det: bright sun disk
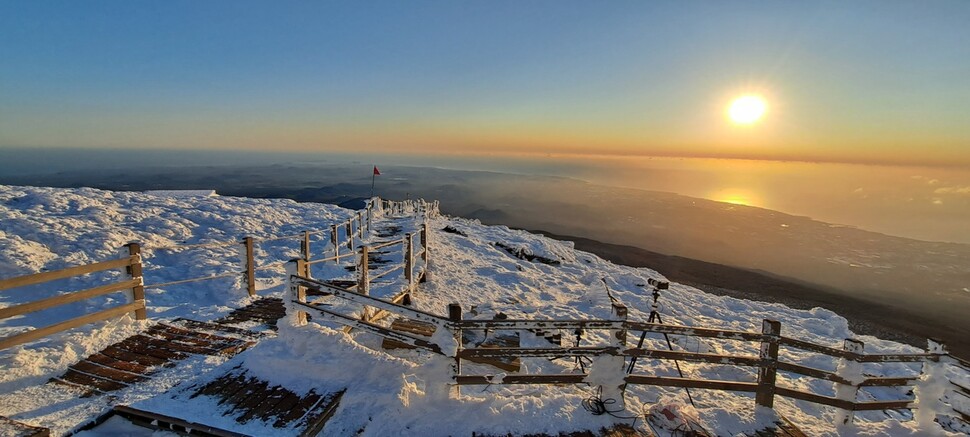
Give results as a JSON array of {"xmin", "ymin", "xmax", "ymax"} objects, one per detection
[{"xmin": 728, "ymin": 95, "xmax": 767, "ymax": 124}]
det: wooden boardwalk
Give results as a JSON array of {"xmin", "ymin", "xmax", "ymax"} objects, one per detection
[
  {"xmin": 184, "ymin": 368, "xmax": 344, "ymax": 434},
  {"xmin": 51, "ymin": 319, "xmax": 257, "ymax": 395}
]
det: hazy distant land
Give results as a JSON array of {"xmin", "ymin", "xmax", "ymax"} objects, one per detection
[{"xmin": 2, "ymin": 160, "xmax": 969, "ymax": 357}]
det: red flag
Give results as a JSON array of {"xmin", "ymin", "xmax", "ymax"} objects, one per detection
[{"xmin": 373, "ymin": 166, "xmax": 381, "ymax": 176}]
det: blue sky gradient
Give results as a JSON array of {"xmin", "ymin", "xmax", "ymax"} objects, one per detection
[{"xmin": 2, "ymin": 1, "xmax": 969, "ymax": 165}]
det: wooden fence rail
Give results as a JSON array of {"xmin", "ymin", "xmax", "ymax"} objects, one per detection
[
  {"xmin": 0, "ymin": 243, "xmax": 146, "ymax": 350},
  {"xmin": 0, "ymin": 197, "xmax": 439, "ymax": 350},
  {"xmin": 285, "ymin": 269, "xmax": 970, "ymax": 427}
]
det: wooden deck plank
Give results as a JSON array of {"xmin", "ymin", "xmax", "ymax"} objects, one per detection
[
  {"xmin": 221, "ymin": 378, "xmax": 268, "ymax": 415},
  {"xmin": 100, "ymin": 345, "xmax": 168, "ymax": 367},
  {"xmin": 191, "ymin": 372, "xmax": 246, "ymax": 399},
  {"xmin": 261, "ymin": 391, "xmax": 303, "ymax": 423},
  {"xmin": 0, "ymin": 415, "xmax": 49, "ymax": 437},
  {"xmin": 71, "ymin": 360, "xmax": 147, "ymax": 384},
  {"xmin": 236, "ymin": 385, "xmax": 289, "ymax": 423},
  {"xmin": 86, "ymin": 352, "xmax": 151, "ymax": 374},
  {"xmin": 172, "ymin": 318, "xmax": 263, "ymax": 339},
  {"xmin": 58, "ymin": 369, "xmax": 127, "ymax": 392},
  {"xmin": 273, "ymin": 391, "xmax": 322, "ymax": 428},
  {"xmin": 114, "ymin": 335, "xmax": 188, "ymax": 361}
]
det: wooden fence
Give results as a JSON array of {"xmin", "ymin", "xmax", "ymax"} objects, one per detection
[
  {"xmin": 142, "ymin": 198, "xmax": 384, "ymax": 296},
  {"xmin": 0, "ymin": 197, "xmax": 439, "ymax": 350},
  {"xmin": 0, "ymin": 243, "xmax": 146, "ymax": 349},
  {"xmin": 289, "ymin": 198, "xmax": 432, "ymax": 326},
  {"xmin": 287, "ymin": 273, "xmax": 970, "ymax": 428}
]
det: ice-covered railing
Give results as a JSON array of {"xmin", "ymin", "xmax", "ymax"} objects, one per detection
[
  {"xmin": 284, "ymin": 271, "xmax": 970, "ymax": 431},
  {"xmin": 0, "ymin": 196, "xmax": 429, "ymax": 350},
  {"xmin": 139, "ymin": 198, "xmax": 382, "ymax": 295},
  {"xmin": 381, "ymin": 198, "xmax": 439, "ymax": 219},
  {"xmin": 286, "ymin": 221, "xmax": 430, "ymax": 325}
]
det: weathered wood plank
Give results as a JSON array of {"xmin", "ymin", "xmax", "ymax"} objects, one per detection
[
  {"xmin": 86, "ymin": 352, "xmax": 151, "ymax": 375},
  {"xmin": 223, "ymin": 379, "xmax": 269, "ymax": 416},
  {"xmin": 457, "ymin": 374, "xmax": 587, "ymax": 385},
  {"xmin": 71, "ymin": 360, "xmax": 147, "ymax": 384},
  {"xmin": 0, "ymin": 415, "xmax": 49, "ymax": 437},
  {"xmin": 171, "ymin": 319, "xmax": 262, "ymax": 340},
  {"xmin": 57, "ymin": 369, "xmax": 127, "ymax": 392},
  {"xmin": 299, "ymin": 390, "xmax": 345, "ymax": 437},
  {"xmin": 113, "ymin": 335, "xmax": 187, "ymax": 361},
  {"xmin": 0, "ymin": 257, "xmax": 133, "ymax": 291},
  {"xmin": 100, "ymin": 345, "xmax": 168, "ymax": 367},
  {"xmin": 191, "ymin": 372, "xmax": 246, "ymax": 399},
  {"xmin": 236, "ymin": 385, "xmax": 289, "ymax": 423},
  {"xmin": 0, "ymin": 279, "xmax": 139, "ymax": 320},
  {"xmin": 273, "ymin": 391, "xmax": 322, "ymax": 428},
  {"xmin": 0, "ymin": 302, "xmax": 144, "ymax": 350},
  {"xmin": 626, "ymin": 375, "xmax": 759, "ymax": 392}
]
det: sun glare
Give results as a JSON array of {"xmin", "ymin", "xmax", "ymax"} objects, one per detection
[{"xmin": 728, "ymin": 95, "xmax": 767, "ymax": 124}]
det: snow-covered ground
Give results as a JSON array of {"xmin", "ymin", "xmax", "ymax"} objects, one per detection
[{"xmin": 0, "ymin": 185, "xmax": 966, "ymax": 436}]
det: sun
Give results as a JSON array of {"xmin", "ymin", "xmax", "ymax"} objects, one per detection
[{"xmin": 728, "ymin": 95, "xmax": 767, "ymax": 124}]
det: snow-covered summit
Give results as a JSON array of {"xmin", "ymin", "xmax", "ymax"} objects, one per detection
[{"xmin": 0, "ymin": 185, "xmax": 964, "ymax": 436}]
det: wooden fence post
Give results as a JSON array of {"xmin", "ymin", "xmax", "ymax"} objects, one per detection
[
  {"xmin": 243, "ymin": 237, "xmax": 256, "ymax": 297},
  {"xmin": 357, "ymin": 211, "xmax": 364, "ymax": 238},
  {"xmin": 358, "ymin": 246, "xmax": 370, "ymax": 321},
  {"xmin": 601, "ymin": 303, "xmax": 628, "ymax": 408},
  {"xmin": 419, "ymin": 223, "xmax": 429, "ymax": 283},
  {"xmin": 366, "ymin": 203, "xmax": 372, "ymax": 231},
  {"xmin": 285, "ymin": 259, "xmax": 307, "ymax": 326},
  {"xmin": 834, "ymin": 339, "xmax": 864, "ymax": 425},
  {"xmin": 756, "ymin": 319, "xmax": 781, "ymax": 408},
  {"xmin": 448, "ymin": 303, "xmax": 462, "ymax": 398},
  {"xmin": 331, "ymin": 224, "xmax": 339, "ymax": 263},
  {"xmin": 124, "ymin": 243, "xmax": 147, "ymax": 320},
  {"xmin": 915, "ymin": 338, "xmax": 948, "ymax": 428},
  {"xmin": 346, "ymin": 221, "xmax": 354, "ymax": 250},
  {"xmin": 302, "ymin": 230, "xmax": 311, "ymax": 264},
  {"xmin": 404, "ymin": 233, "xmax": 414, "ymax": 293}
]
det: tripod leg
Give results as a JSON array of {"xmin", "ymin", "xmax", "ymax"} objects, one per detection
[{"xmin": 628, "ymin": 310, "xmax": 661, "ymax": 373}]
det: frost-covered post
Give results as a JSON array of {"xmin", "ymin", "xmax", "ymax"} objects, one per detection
[
  {"xmin": 357, "ymin": 245, "xmax": 371, "ymax": 321},
  {"xmin": 330, "ymin": 224, "xmax": 340, "ymax": 263},
  {"xmin": 756, "ymin": 319, "xmax": 781, "ymax": 408},
  {"xmin": 448, "ymin": 303, "xmax": 462, "ymax": 398},
  {"xmin": 345, "ymin": 221, "xmax": 354, "ymax": 250},
  {"xmin": 124, "ymin": 243, "xmax": 147, "ymax": 320},
  {"xmin": 285, "ymin": 259, "xmax": 307, "ymax": 326},
  {"xmin": 834, "ymin": 339, "xmax": 865, "ymax": 425},
  {"xmin": 243, "ymin": 237, "xmax": 256, "ymax": 297},
  {"xmin": 419, "ymin": 223, "xmax": 429, "ymax": 283},
  {"xmin": 357, "ymin": 211, "xmax": 364, "ymax": 238},
  {"xmin": 584, "ymin": 303, "xmax": 628, "ymax": 408},
  {"xmin": 302, "ymin": 231, "xmax": 311, "ymax": 267},
  {"xmin": 404, "ymin": 233, "xmax": 414, "ymax": 293},
  {"xmin": 914, "ymin": 338, "xmax": 948, "ymax": 429},
  {"xmin": 607, "ymin": 303, "xmax": 628, "ymax": 408}
]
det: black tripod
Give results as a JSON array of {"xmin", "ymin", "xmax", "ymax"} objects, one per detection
[{"xmin": 626, "ymin": 281, "xmax": 695, "ymax": 407}]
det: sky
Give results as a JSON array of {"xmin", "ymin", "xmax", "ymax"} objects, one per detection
[{"xmin": 1, "ymin": 1, "xmax": 969, "ymax": 166}]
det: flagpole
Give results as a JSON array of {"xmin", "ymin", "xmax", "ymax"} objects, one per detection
[{"xmin": 371, "ymin": 170, "xmax": 376, "ymax": 198}]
